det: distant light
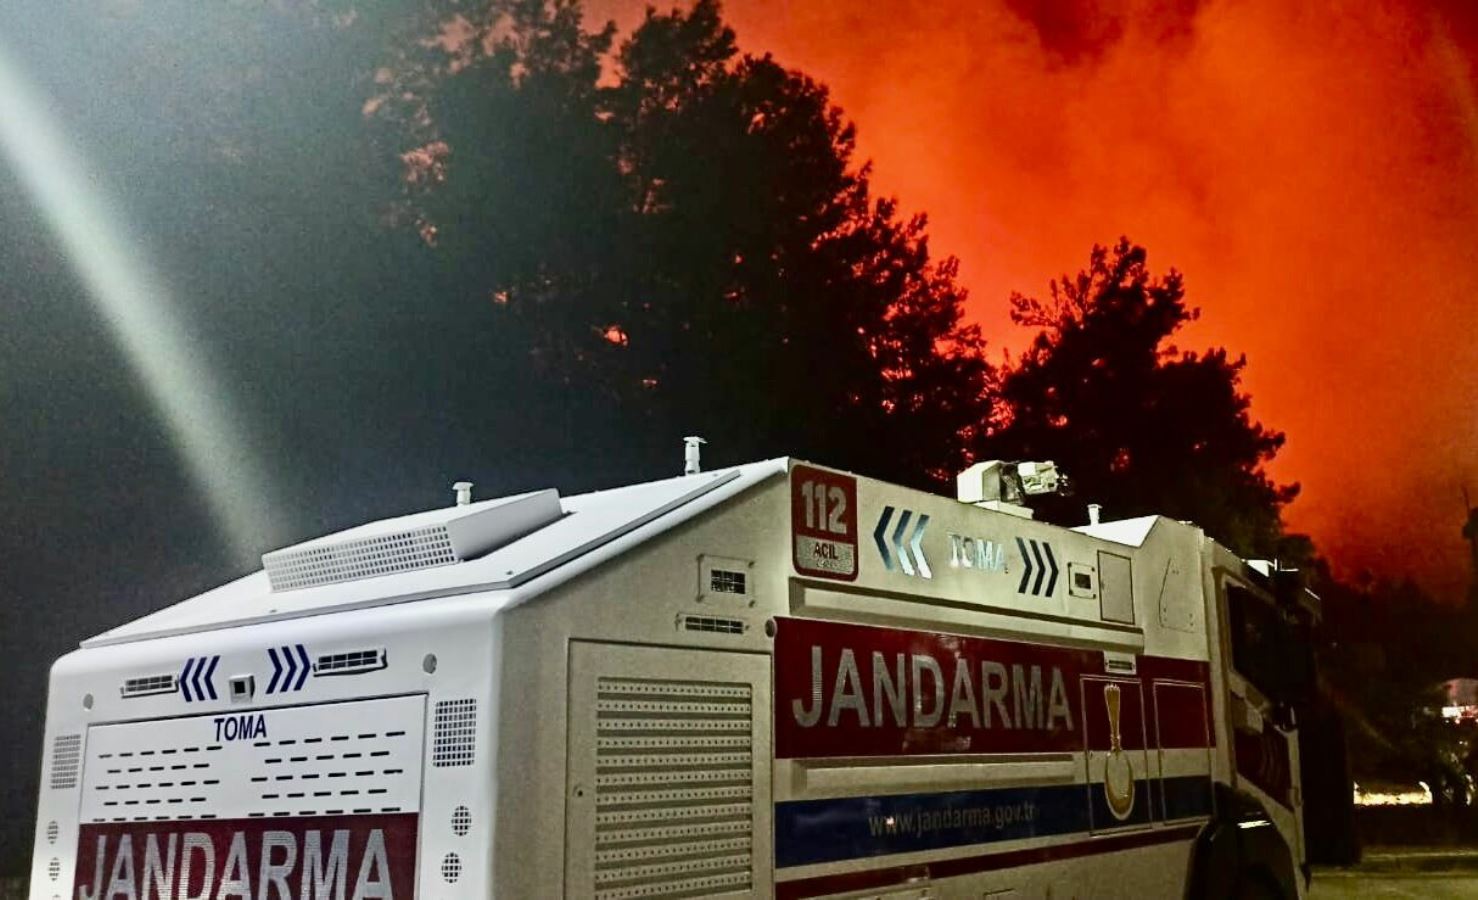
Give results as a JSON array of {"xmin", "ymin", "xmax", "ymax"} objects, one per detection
[
  {"xmin": 1353, "ymin": 781, "xmax": 1433, "ymax": 806},
  {"xmin": 0, "ymin": 39, "xmax": 278, "ymax": 563},
  {"xmin": 1441, "ymin": 705, "xmax": 1477, "ymax": 721}
]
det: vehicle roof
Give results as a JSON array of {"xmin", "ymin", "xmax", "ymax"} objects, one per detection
[
  {"xmin": 1071, "ymin": 516, "xmax": 1160, "ymax": 546},
  {"xmin": 84, "ymin": 459, "xmax": 789, "ymax": 648}
]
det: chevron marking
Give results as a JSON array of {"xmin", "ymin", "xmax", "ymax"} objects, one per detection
[
  {"xmin": 267, "ymin": 647, "xmax": 284, "ymax": 694},
  {"xmin": 180, "ymin": 657, "xmax": 195, "ymax": 703},
  {"xmin": 910, "ymin": 514, "xmax": 932, "ymax": 579},
  {"xmin": 874, "ymin": 506, "xmax": 896, "ymax": 571},
  {"xmin": 892, "ymin": 510, "xmax": 915, "ymax": 576},
  {"xmin": 293, "ymin": 644, "xmax": 311, "ymax": 692},
  {"xmin": 1016, "ymin": 537, "xmax": 1034, "ymax": 594}
]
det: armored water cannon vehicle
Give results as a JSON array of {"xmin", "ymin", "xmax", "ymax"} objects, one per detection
[{"xmin": 32, "ymin": 454, "xmax": 1316, "ymax": 898}]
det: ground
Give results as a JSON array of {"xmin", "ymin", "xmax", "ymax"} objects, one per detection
[{"xmin": 1311, "ymin": 870, "xmax": 1478, "ymax": 898}]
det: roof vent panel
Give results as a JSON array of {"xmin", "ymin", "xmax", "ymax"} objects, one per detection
[{"xmin": 263, "ymin": 489, "xmax": 562, "ymax": 591}]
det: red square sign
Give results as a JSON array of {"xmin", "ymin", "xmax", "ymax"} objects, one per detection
[{"xmin": 791, "ymin": 465, "xmax": 858, "ymax": 580}]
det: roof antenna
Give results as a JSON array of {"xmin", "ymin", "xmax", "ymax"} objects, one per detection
[
  {"xmin": 453, "ymin": 481, "xmax": 473, "ymax": 506},
  {"xmin": 683, "ymin": 436, "xmax": 706, "ymax": 475}
]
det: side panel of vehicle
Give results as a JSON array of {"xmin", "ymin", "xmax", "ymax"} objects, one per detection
[{"xmin": 30, "ymin": 596, "xmax": 500, "ymax": 900}]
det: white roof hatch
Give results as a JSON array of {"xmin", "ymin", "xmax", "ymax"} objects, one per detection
[{"xmin": 262, "ymin": 489, "xmax": 563, "ymax": 591}]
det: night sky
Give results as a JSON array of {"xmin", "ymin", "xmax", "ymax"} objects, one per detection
[{"xmin": 3, "ymin": 0, "xmax": 1477, "ymax": 872}]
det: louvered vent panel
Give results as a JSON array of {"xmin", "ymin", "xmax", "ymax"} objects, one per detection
[
  {"xmin": 78, "ymin": 696, "xmax": 425, "ymax": 823},
  {"xmin": 50, "ymin": 734, "xmax": 82, "ymax": 789},
  {"xmin": 315, "ymin": 648, "xmax": 386, "ymax": 676},
  {"xmin": 121, "ymin": 674, "xmax": 178, "ymax": 698},
  {"xmin": 680, "ymin": 615, "xmax": 745, "ymax": 636},
  {"xmin": 263, "ymin": 524, "xmax": 457, "ymax": 591},
  {"xmin": 593, "ymin": 678, "xmax": 754, "ymax": 899}
]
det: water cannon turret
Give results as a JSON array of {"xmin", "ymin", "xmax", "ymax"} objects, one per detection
[{"xmin": 956, "ymin": 460, "xmax": 1069, "ymax": 519}]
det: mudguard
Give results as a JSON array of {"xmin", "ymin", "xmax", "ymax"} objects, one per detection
[{"xmin": 1186, "ymin": 784, "xmax": 1299, "ymax": 900}]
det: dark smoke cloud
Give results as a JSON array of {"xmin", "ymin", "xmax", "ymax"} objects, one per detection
[
  {"xmin": 1003, "ymin": 0, "xmax": 1204, "ymax": 64},
  {"xmin": 592, "ymin": 0, "xmax": 1478, "ymax": 598}
]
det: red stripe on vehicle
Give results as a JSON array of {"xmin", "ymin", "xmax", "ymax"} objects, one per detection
[
  {"xmin": 74, "ymin": 813, "xmax": 418, "ymax": 899},
  {"xmin": 775, "ymin": 617, "xmax": 1097, "ymax": 758},
  {"xmin": 1154, "ymin": 681, "xmax": 1214, "ymax": 749},
  {"xmin": 1137, "ymin": 655, "xmax": 1210, "ymax": 685},
  {"xmin": 774, "ymin": 617, "xmax": 1214, "ymax": 759}
]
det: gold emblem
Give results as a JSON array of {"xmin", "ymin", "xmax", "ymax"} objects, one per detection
[{"xmin": 1103, "ymin": 683, "xmax": 1135, "ymax": 820}]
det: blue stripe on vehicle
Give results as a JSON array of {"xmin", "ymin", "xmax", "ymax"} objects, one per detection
[
  {"xmin": 775, "ymin": 776, "xmax": 1212, "ymax": 868},
  {"xmin": 1161, "ymin": 774, "xmax": 1215, "ymax": 821}
]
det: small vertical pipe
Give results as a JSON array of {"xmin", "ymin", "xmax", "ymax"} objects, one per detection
[{"xmin": 683, "ymin": 437, "xmax": 706, "ymax": 475}]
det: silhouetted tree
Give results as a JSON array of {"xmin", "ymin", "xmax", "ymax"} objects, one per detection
[
  {"xmin": 373, "ymin": 0, "xmax": 992, "ymax": 487},
  {"xmin": 991, "ymin": 238, "xmax": 1300, "ymax": 559}
]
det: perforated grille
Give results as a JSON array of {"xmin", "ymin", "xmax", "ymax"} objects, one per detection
[
  {"xmin": 451, "ymin": 805, "xmax": 472, "ymax": 836},
  {"xmin": 433, "ymin": 699, "xmax": 477, "ymax": 767},
  {"xmin": 593, "ymin": 678, "xmax": 754, "ymax": 899},
  {"xmin": 441, "ymin": 852, "xmax": 462, "ymax": 883},
  {"xmin": 263, "ymin": 524, "xmax": 457, "ymax": 591},
  {"xmin": 49, "ymin": 734, "xmax": 82, "ymax": 789}
]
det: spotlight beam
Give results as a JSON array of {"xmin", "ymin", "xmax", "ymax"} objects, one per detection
[{"xmin": 0, "ymin": 41, "xmax": 279, "ymax": 565}]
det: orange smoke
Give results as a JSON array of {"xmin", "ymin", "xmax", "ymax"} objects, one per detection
[{"xmin": 590, "ymin": 0, "xmax": 1478, "ymax": 597}]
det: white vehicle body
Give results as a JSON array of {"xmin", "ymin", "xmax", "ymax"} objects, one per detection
[{"xmin": 31, "ymin": 458, "xmax": 1312, "ymax": 898}]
